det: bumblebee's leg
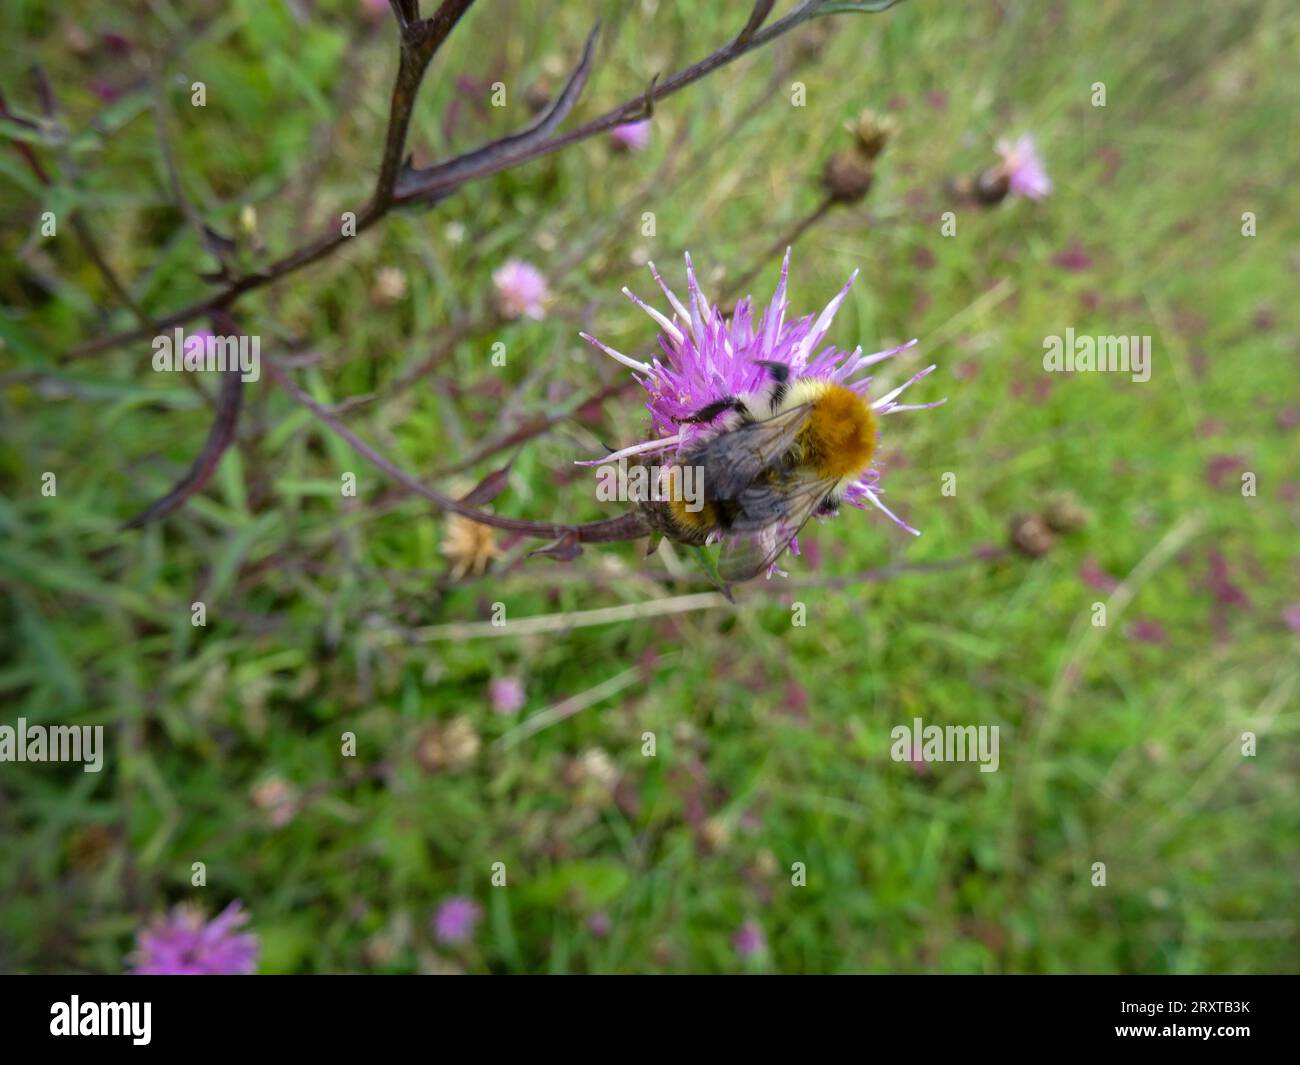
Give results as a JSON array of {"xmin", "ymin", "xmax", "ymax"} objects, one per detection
[{"xmin": 672, "ymin": 396, "xmax": 748, "ymax": 425}]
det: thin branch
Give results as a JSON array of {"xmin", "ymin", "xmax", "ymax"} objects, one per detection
[
  {"xmin": 496, "ymin": 663, "xmax": 653, "ymax": 748},
  {"xmin": 722, "ymin": 195, "xmax": 837, "ymax": 305},
  {"xmin": 152, "ymin": 69, "xmax": 235, "ymax": 277},
  {"xmin": 373, "ymin": 0, "xmax": 479, "ymax": 208},
  {"xmin": 3, "ymin": 82, "xmax": 151, "ymax": 325},
  {"xmin": 431, "ymin": 378, "xmax": 632, "ymax": 478},
  {"xmin": 401, "ymin": 591, "xmax": 731, "ymax": 642},
  {"xmin": 393, "ymin": 22, "xmax": 599, "ymax": 203},
  {"xmin": 265, "ymin": 356, "xmax": 650, "ymax": 544},
  {"xmin": 737, "ymin": 0, "xmax": 779, "ymax": 46},
  {"xmin": 66, "ymin": 0, "xmax": 897, "ymax": 360},
  {"xmin": 390, "ymin": 536, "xmax": 989, "ymax": 644},
  {"xmin": 121, "ymin": 314, "xmax": 246, "ymax": 529},
  {"xmin": 68, "ymin": 215, "xmax": 152, "ymax": 324}
]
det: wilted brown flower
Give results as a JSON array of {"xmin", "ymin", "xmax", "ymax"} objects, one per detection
[
  {"xmin": 974, "ymin": 168, "xmax": 1011, "ymax": 206},
  {"xmin": 852, "ymin": 109, "xmax": 897, "ymax": 160},
  {"xmin": 822, "ymin": 148, "xmax": 875, "ymax": 204},
  {"xmin": 795, "ymin": 20, "xmax": 831, "ymax": 61},
  {"xmin": 1009, "ymin": 514, "xmax": 1056, "ymax": 558},
  {"xmin": 66, "ymin": 824, "xmax": 117, "ymax": 872},
  {"xmin": 1043, "ymin": 491, "xmax": 1090, "ymax": 533},
  {"xmin": 250, "ymin": 775, "xmax": 298, "ymax": 827},
  {"xmin": 370, "ymin": 266, "xmax": 408, "ymax": 305},
  {"xmin": 523, "ymin": 77, "xmax": 552, "ymax": 114},
  {"xmin": 440, "ymin": 513, "xmax": 503, "ymax": 581},
  {"xmin": 415, "ymin": 717, "xmax": 481, "ymax": 773}
]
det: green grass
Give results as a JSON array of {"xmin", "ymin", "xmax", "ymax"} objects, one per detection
[{"xmin": 1, "ymin": 0, "xmax": 1297, "ymax": 973}]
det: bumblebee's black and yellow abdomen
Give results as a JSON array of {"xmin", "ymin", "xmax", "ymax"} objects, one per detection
[{"xmin": 635, "ymin": 464, "xmax": 718, "ymax": 545}]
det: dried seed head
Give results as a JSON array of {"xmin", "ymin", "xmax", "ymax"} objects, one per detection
[
  {"xmin": 1042, "ymin": 491, "xmax": 1090, "ymax": 533},
  {"xmin": 823, "ymin": 148, "xmax": 875, "ymax": 204},
  {"xmin": 1009, "ymin": 514, "xmax": 1056, "ymax": 558},
  {"xmin": 66, "ymin": 824, "xmax": 117, "ymax": 872},
  {"xmin": 250, "ymin": 775, "xmax": 298, "ymax": 826},
  {"xmin": 370, "ymin": 266, "xmax": 408, "ymax": 305},
  {"xmin": 440, "ymin": 513, "xmax": 503, "ymax": 581},
  {"xmin": 416, "ymin": 718, "xmax": 481, "ymax": 773},
  {"xmin": 974, "ymin": 167, "xmax": 1011, "ymax": 206},
  {"xmin": 795, "ymin": 20, "xmax": 832, "ymax": 61},
  {"xmin": 852, "ymin": 109, "xmax": 897, "ymax": 160},
  {"xmin": 523, "ymin": 77, "xmax": 552, "ymax": 115}
]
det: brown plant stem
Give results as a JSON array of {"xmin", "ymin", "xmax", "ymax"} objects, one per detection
[
  {"xmin": 265, "ymin": 356, "xmax": 650, "ymax": 544},
  {"xmin": 722, "ymin": 195, "xmax": 837, "ymax": 304},
  {"xmin": 64, "ymin": 0, "xmax": 885, "ymax": 361}
]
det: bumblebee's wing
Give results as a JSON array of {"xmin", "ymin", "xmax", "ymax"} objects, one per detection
[
  {"xmin": 716, "ymin": 470, "xmax": 838, "ymax": 582},
  {"xmin": 684, "ymin": 403, "xmax": 812, "ymax": 502}
]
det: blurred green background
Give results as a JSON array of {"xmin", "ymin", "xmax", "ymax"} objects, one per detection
[{"xmin": 1, "ymin": 0, "xmax": 1297, "ymax": 973}]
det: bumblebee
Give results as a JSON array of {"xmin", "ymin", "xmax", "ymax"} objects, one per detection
[{"xmin": 639, "ymin": 361, "xmax": 878, "ymax": 581}]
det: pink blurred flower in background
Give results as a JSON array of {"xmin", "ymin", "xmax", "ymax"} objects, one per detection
[
  {"xmin": 609, "ymin": 119, "xmax": 652, "ymax": 151},
  {"xmin": 996, "ymin": 134, "xmax": 1052, "ymax": 200},
  {"xmin": 1127, "ymin": 617, "xmax": 1168, "ymax": 645},
  {"xmin": 1052, "ymin": 240, "xmax": 1093, "ymax": 272},
  {"xmin": 1079, "ymin": 557, "xmax": 1119, "ymax": 594},
  {"xmin": 734, "ymin": 917, "xmax": 766, "ymax": 958},
  {"xmin": 489, "ymin": 675, "xmax": 525, "ymax": 715},
  {"xmin": 493, "ymin": 259, "xmax": 549, "ymax": 320},
  {"xmin": 432, "ymin": 896, "xmax": 482, "ymax": 945}
]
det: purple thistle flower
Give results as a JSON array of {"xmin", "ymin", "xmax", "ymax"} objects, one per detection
[
  {"xmin": 89, "ymin": 80, "xmax": 122, "ymax": 104},
  {"xmin": 131, "ymin": 901, "xmax": 259, "ymax": 975},
  {"xmin": 493, "ymin": 259, "xmax": 549, "ymax": 320},
  {"xmin": 1283, "ymin": 605, "xmax": 1300, "ymax": 634},
  {"xmin": 432, "ymin": 896, "xmax": 482, "ymax": 945},
  {"xmin": 734, "ymin": 917, "xmax": 766, "ymax": 958},
  {"xmin": 1052, "ymin": 240, "xmax": 1093, "ymax": 272},
  {"xmin": 995, "ymin": 134, "xmax": 1052, "ymax": 201},
  {"xmin": 489, "ymin": 675, "xmax": 525, "ymax": 715},
  {"xmin": 1127, "ymin": 617, "xmax": 1168, "ymax": 645},
  {"xmin": 1079, "ymin": 557, "xmax": 1119, "ymax": 593},
  {"xmin": 609, "ymin": 119, "xmax": 652, "ymax": 152},
  {"xmin": 578, "ymin": 251, "xmax": 943, "ymax": 565},
  {"xmin": 100, "ymin": 32, "xmax": 132, "ymax": 56}
]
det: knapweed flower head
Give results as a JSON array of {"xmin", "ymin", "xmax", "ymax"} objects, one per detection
[
  {"xmin": 995, "ymin": 133, "xmax": 1052, "ymax": 200},
  {"xmin": 734, "ymin": 917, "xmax": 766, "ymax": 958},
  {"xmin": 492, "ymin": 259, "xmax": 549, "ymax": 320},
  {"xmin": 432, "ymin": 896, "xmax": 482, "ymax": 945},
  {"xmin": 131, "ymin": 900, "xmax": 259, "ymax": 975},
  {"xmin": 609, "ymin": 118, "xmax": 652, "ymax": 152},
  {"xmin": 579, "ymin": 251, "xmax": 942, "ymax": 572},
  {"xmin": 488, "ymin": 675, "xmax": 526, "ymax": 715}
]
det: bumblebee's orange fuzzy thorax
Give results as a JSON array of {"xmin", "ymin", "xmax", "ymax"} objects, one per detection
[{"xmin": 796, "ymin": 382, "xmax": 877, "ymax": 481}]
